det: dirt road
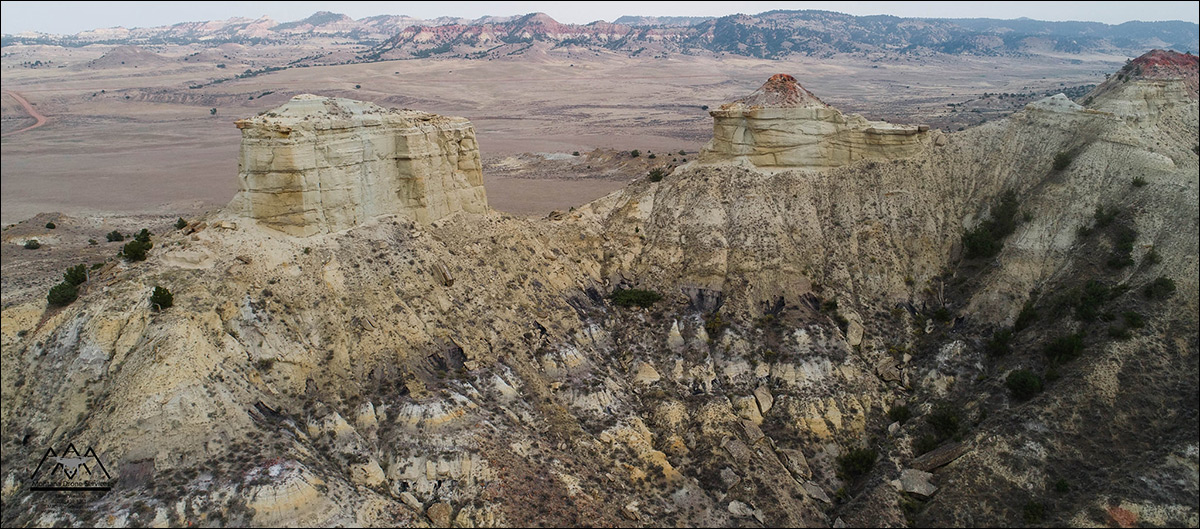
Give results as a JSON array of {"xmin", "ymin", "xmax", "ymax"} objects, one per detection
[{"xmin": 1, "ymin": 91, "xmax": 48, "ymax": 136}]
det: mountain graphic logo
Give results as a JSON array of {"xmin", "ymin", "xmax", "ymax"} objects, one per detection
[{"xmin": 30, "ymin": 443, "xmax": 113, "ymax": 491}]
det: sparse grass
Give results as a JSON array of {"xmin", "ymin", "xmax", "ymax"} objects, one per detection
[{"xmin": 1131, "ymin": 176, "xmax": 1147, "ymax": 187}]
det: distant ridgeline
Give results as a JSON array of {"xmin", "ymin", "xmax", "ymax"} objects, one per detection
[{"xmin": 4, "ymin": 10, "xmax": 1196, "ymax": 60}]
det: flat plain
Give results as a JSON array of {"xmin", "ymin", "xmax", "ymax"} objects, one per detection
[{"xmin": 1, "ymin": 42, "xmax": 1123, "ymax": 224}]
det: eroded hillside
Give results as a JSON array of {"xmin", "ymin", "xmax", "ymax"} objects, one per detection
[{"xmin": 1, "ymin": 51, "xmax": 1197, "ymax": 528}]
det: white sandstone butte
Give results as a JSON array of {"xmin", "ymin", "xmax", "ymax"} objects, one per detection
[
  {"xmin": 700, "ymin": 74, "xmax": 932, "ymax": 168},
  {"xmin": 229, "ymin": 94, "xmax": 488, "ymax": 237}
]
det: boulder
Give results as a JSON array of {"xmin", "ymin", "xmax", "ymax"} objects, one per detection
[
  {"xmin": 778, "ymin": 449, "xmax": 813, "ymax": 479},
  {"xmin": 895, "ymin": 468, "xmax": 938, "ymax": 497},
  {"xmin": 910, "ymin": 442, "xmax": 968, "ymax": 472},
  {"xmin": 754, "ymin": 385, "xmax": 774, "ymax": 415},
  {"xmin": 426, "ymin": 501, "xmax": 453, "ymax": 528}
]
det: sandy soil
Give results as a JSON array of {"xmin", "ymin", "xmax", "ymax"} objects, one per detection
[{"xmin": 0, "ymin": 44, "xmax": 1126, "ymax": 225}]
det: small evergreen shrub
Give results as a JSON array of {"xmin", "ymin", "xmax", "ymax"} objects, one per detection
[
  {"xmin": 24, "ymin": 239, "xmax": 41, "ymax": 249},
  {"xmin": 1143, "ymin": 247, "xmax": 1161, "ymax": 265},
  {"xmin": 1005, "ymin": 369, "xmax": 1043, "ymax": 400},
  {"xmin": 1121, "ymin": 311, "xmax": 1144, "ymax": 329},
  {"xmin": 1143, "ymin": 276, "xmax": 1176, "ymax": 299},
  {"xmin": 1073, "ymin": 280, "xmax": 1111, "ymax": 322},
  {"xmin": 47, "ymin": 281, "xmax": 78, "ymax": 307},
  {"xmin": 648, "ymin": 167, "xmax": 667, "ymax": 182},
  {"xmin": 704, "ymin": 312, "xmax": 728, "ymax": 338},
  {"xmin": 836, "ymin": 447, "xmax": 877, "ymax": 480},
  {"xmin": 913, "ymin": 434, "xmax": 940, "ymax": 455},
  {"xmin": 122, "ymin": 239, "xmax": 152, "ymax": 261},
  {"xmin": 1044, "ymin": 333, "xmax": 1085, "ymax": 364},
  {"xmin": 1023, "ymin": 501, "xmax": 1045, "ymax": 523},
  {"xmin": 1014, "ymin": 299, "xmax": 1038, "ymax": 331},
  {"xmin": 63, "ymin": 264, "xmax": 88, "ymax": 286},
  {"xmin": 926, "ymin": 402, "xmax": 962, "ymax": 440},
  {"xmin": 630, "ymin": 149, "xmax": 640, "ymax": 157},
  {"xmin": 1053, "ymin": 151, "xmax": 1073, "ymax": 171},
  {"xmin": 610, "ymin": 288, "xmax": 662, "ymax": 308},
  {"xmin": 150, "ymin": 286, "xmax": 173, "ymax": 311},
  {"xmin": 985, "ymin": 328, "xmax": 1013, "ymax": 357},
  {"xmin": 45, "ymin": 222, "xmax": 56, "ymax": 229},
  {"xmin": 106, "ymin": 230, "xmax": 125, "ymax": 242},
  {"xmin": 1106, "ymin": 225, "xmax": 1137, "ymax": 268},
  {"xmin": 1131, "ymin": 176, "xmax": 1147, "ymax": 187},
  {"xmin": 1093, "ymin": 205, "xmax": 1120, "ymax": 228},
  {"xmin": 175, "ymin": 218, "xmax": 188, "ymax": 230},
  {"xmin": 962, "ymin": 190, "xmax": 1020, "ymax": 259},
  {"xmin": 887, "ymin": 404, "xmax": 912, "ymax": 424}
]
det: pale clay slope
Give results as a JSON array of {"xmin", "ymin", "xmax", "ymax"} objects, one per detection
[{"xmin": 1, "ymin": 76, "xmax": 1197, "ymax": 527}]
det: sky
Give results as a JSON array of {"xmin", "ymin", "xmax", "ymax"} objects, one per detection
[{"xmin": 1, "ymin": 1, "xmax": 1197, "ymax": 35}]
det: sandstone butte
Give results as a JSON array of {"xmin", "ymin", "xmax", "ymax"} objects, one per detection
[
  {"xmin": 231, "ymin": 76, "xmax": 941, "ymax": 237},
  {"xmin": 700, "ymin": 73, "xmax": 934, "ymax": 168},
  {"xmin": 229, "ymin": 94, "xmax": 488, "ymax": 237}
]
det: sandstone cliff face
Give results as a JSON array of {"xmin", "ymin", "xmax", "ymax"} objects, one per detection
[
  {"xmin": 228, "ymin": 95, "xmax": 487, "ymax": 237},
  {"xmin": 700, "ymin": 74, "xmax": 931, "ymax": 168}
]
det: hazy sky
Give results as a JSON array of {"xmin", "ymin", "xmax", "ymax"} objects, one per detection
[{"xmin": 2, "ymin": 1, "xmax": 1197, "ymax": 35}]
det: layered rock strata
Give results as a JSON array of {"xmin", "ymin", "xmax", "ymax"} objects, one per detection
[
  {"xmin": 700, "ymin": 74, "xmax": 930, "ymax": 168},
  {"xmin": 229, "ymin": 94, "xmax": 487, "ymax": 236}
]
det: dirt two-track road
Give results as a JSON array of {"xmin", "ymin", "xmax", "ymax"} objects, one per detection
[{"xmin": 1, "ymin": 91, "xmax": 48, "ymax": 137}]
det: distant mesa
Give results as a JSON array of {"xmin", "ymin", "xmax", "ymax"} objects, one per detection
[
  {"xmin": 700, "ymin": 74, "xmax": 933, "ymax": 169},
  {"xmin": 228, "ymin": 95, "xmax": 488, "ymax": 237}
]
